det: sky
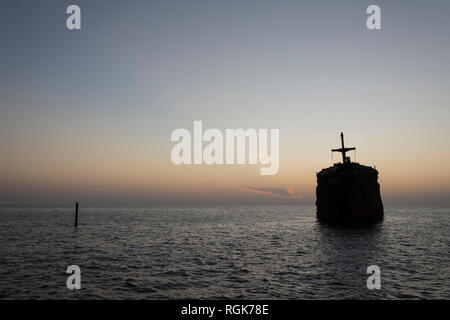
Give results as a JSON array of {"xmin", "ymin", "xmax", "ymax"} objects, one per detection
[{"xmin": 0, "ymin": 0, "xmax": 449, "ymax": 206}]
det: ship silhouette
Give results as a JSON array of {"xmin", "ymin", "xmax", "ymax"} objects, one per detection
[{"xmin": 316, "ymin": 133, "xmax": 384, "ymax": 224}]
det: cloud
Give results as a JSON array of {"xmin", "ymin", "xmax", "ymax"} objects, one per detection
[{"xmin": 242, "ymin": 187, "xmax": 302, "ymax": 199}]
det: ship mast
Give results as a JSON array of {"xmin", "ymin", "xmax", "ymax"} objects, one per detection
[{"xmin": 332, "ymin": 132, "xmax": 355, "ymax": 164}]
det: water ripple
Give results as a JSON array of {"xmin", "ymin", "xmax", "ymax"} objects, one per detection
[{"xmin": 0, "ymin": 205, "xmax": 449, "ymax": 299}]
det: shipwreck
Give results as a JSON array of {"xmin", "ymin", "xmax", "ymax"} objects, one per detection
[{"xmin": 316, "ymin": 133, "xmax": 384, "ymax": 224}]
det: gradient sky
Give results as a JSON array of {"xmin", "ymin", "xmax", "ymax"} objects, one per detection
[{"xmin": 1, "ymin": 0, "xmax": 449, "ymax": 206}]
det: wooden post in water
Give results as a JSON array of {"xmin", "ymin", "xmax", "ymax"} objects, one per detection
[{"xmin": 75, "ymin": 202, "xmax": 79, "ymax": 228}]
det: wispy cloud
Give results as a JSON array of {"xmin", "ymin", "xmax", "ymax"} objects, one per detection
[{"xmin": 242, "ymin": 187, "xmax": 303, "ymax": 199}]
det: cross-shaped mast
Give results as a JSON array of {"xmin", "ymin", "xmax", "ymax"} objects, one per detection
[{"xmin": 332, "ymin": 132, "xmax": 355, "ymax": 164}]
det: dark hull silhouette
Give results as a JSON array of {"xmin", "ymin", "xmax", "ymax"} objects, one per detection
[{"xmin": 316, "ymin": 162, "xmax": 384, "ymax": 224}]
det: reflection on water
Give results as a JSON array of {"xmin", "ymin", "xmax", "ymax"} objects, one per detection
[
  {"xmin": 0, "ymin": 206, "xmax": 448, "ymax": 299},
  {"xmin": 313, "ymin": 222, "xmax": 384, "ymax": 298}
]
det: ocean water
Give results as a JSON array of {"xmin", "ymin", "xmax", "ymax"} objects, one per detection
[{"xmin": 0, "ymin": 205, "xmax": 448, "ymax": 299}]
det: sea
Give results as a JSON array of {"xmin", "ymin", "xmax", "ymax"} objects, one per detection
[{"xmin": 0, "ymin": 205, "xmax": 448, "ymax": 299}]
